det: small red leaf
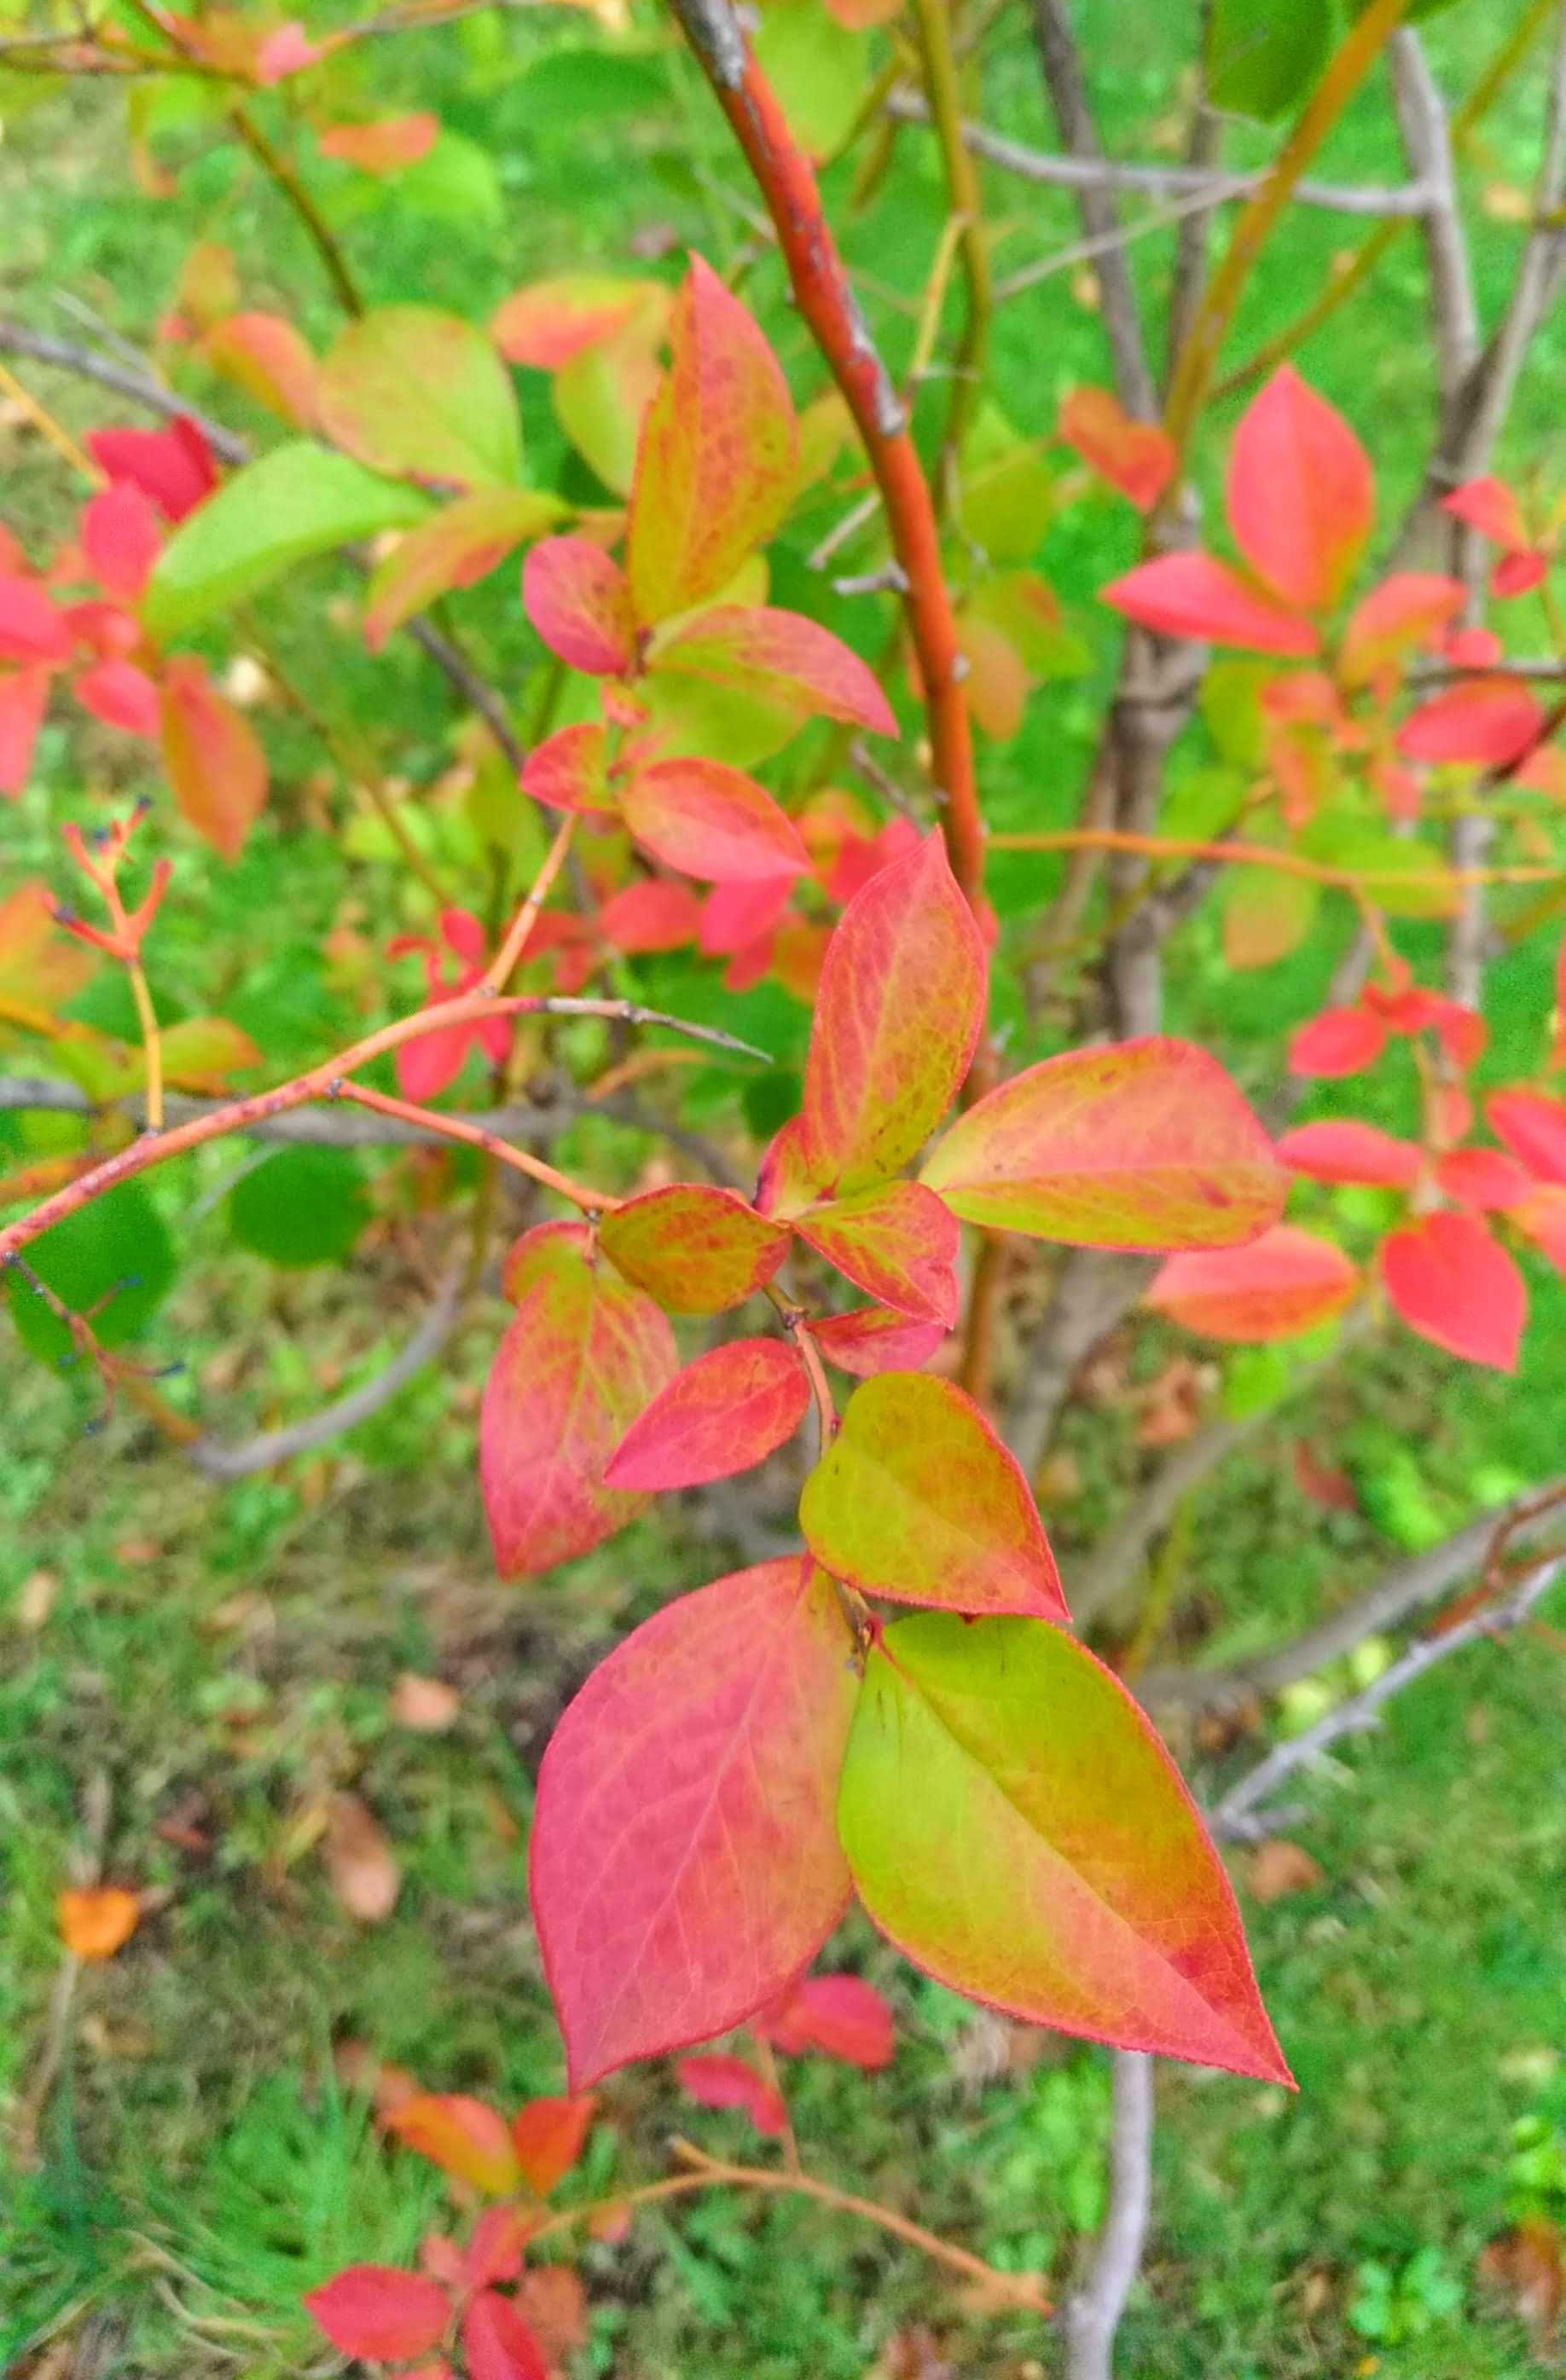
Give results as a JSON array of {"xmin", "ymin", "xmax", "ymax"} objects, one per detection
[
  {"xmin": 1337, "ymin": 573, "xmax": 1467, "ymax": 685},
  {"xmin": 599, "ymin": 1183, "xmax": 790, "ymax": 1314},
  {"xmin": 596, "ymin": 877, "xmax": 702, "ymax": 952},
  {"xmin": 160, "ymin": 654, "xmax": 267, "ymax": 860},
  {"xmin": 796, "ymin": 1180, "xmax": 959, "ymax": 1327},
  {"xmin": 1441, "ymin": 476, "xmax": 1530, "ymax": 552},
  {"xmin": 519, "ymin": 722, "xmax": 617, "ymax": 818},
  {"xmin": 510, "ymin": 2094, "xmax": 596, "ymax": 2197},
  {"xmin": 620, "ymin": 756, "xmax": 809, "ymax": 883},
  {"xmin": 1434, "ymin": 1147, "xmax": 1533, "ymax": 1209},
  {"xmin": 1275, "ymin": 1119, "xmax": 1422, "ymax": 1189},
  {"xmin": 1397, "ymin": 680, "xmax": 1545, "ymax": 767},
  {"xmin": 1491, "ymin": 548, "xmax": 1548, "ymax": 599},
  {"xmin": 604, "ymin": 1338, "xmax": 809, "ymax": 1489},
  {"xmin": 1227, "ymin": 367, "xmax": 1372, "ymax": 611},
  {"xmin": 1379, "ymin": 1210, "xmax": 1525, "ymax": 1370},
  {"xmin": 0, "ymin": 574, "xmax": 71, "ymax": 665},
  {"xmin": 88, "ymin": 417, "xmax": 217, "ymax": 522},
  {"xmin": 80, "ymin": 482, "xmax": 161, "ymax": 604},
  {"xmin": 754, "ymin": 1972, "xmax": 894, "ymax": 2069},
  {"xmin": 1101, "ymin": 553, "xmax": 1318, "ymax": 654},
  {"xmin": 1288, "ymin": 1006, "xmax": 1387, "ymax": 1078},
  {"xmin": 649, "ymin": 605, "xmax": 896, "ymax": 735},
  {"xmin": 807, "ymin": 1306, "xmax": 948, "ymax": 1378},
  {"xmin": 0, "ymin": 666, "xmax": 49, "ymax": 796},
  {"xmin": 461, "ymin": 2290, "xmax": 548, "ymax": 2380},
  {"xmin": 381, "ymin": 2094, "xmax": 521, "ymax": 2195},
  {"xmin": 530, "ymin": 1556, "xmax": 856, "ymax": 2088},
  {"xmin": 676, "ymin": 2053, "xmax": 787, "ymax": 2135},
  {"xmin": 1058, "ymin": 385, "xmax": 1175, "ymax": 512},
  {"xmin": 1487, "ymin": 1088, "xmax": 1566, "ymax": 1185},
  {"xmin": 74, "ymin": 659, "xmax": 161, "ymax": 738},
  {"xmin": 1146, "ymin": 1225, "xmax": 1360, "ymax": 1342},
  {"xmin": 522, "ymin": 537, "xmax": 638, "ymax": 676},
  {"xmin": 304, "ymin": 2266, "xmax": 450, "ymax": 2362}
]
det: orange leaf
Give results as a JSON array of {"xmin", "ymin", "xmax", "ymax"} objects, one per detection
[
  {"xmin": 383, "ymin": 2094, "xmax": 522, "ymax": 2195},
  {"xmin": 58, "ymin": 1885, "xmax": 140, "ymax": 1960},
  {"xmin": 202, "ymin": 312, "xmax": 318, "ymax": 430},
  {"xmin": 318, "ymin": 113, "xmax": 439, "ymax": 175},
  {"xmin": 160, "ymin": 654, "xmax": 266, "ymax": 860},
  {"xmin": 510, "ymin": 2093, "xmax": 597, "ymax": 2197},
  {"xmin": 1058, "ymin": 385, "xmax": 1175, "ymax": 512}
]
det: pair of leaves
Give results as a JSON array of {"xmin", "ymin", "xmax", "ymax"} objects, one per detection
[{"xmin": 531, "ymin": 1555, "xmax": 1289, "ymax": 2092}]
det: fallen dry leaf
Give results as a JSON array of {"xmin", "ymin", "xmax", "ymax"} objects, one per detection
[
  {"xmin": 323, "ymin": 1792, "xmax": 400, "ymax": 1924},
  {"xmin": 390, "ymin": 1673, "xmax": 461, "ymax": 1733},
  {"xmin": 1247, "ymin": 1840, "xmax": 1325, "ymax": 1904},
  {"xmin": 58, "ymin": 1885, "xmax": 141, "ymax": 1960},
  {"xmin": 1476, "ymin": 2217, "xmax": 1563, "ymax": 2355}
]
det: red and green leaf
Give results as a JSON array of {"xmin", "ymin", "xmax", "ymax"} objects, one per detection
[
  {"xmin": 604, "ymin": 1339, "xmax": 809, "ymax": 1489},
  {"xmin": 491, "ymin": 274, "xmax": 671, "ymax": 371},
  {"xmin": 1058, "ymin": 385, "xmax": 1175, "ymax": 512},
  {"xmin": 1337, "ymin": 573, "xmax": 1467, "ymax": 686},
  {"xmin": 381, "ymin": 2094, "xmax": 521, "ymax": 2195},
  {"xmin": 522, "ymin": 536, "xmax": 639, "ymax": 676},
  {"xmin": 619, "ymin": 756, "xmax": 809, "ymax": 883},
  {"xmin": 648, "ymin": 605, "xmax": 896, "ymax": 735},
  {"xmin": 202, "ymin": 310, "xmax": 319, "ymax": 429},
  {"xmin": 599, "ymin": 1183, "xmax": 790, "ymax": 1313},
  {"xmin": 795, "ymin": 1180, "xmax": 959, "ymax": 1328},
  {"xmin": 519, "ymin": 722, "xmax": 617, "ymax": 819},
  {"xmin": 159, "ymin": 654, "xmax": 267, "ymax": 860},
  {"xmin": 510, "ymin": 2095, "xmax": 596, "ymax": 2198},
  {"xmin": 316, "ymin": 305, "xmax": 523, "ymax": 491},
  {"xmin": 365, "ymin": 489, "xmax": 561, "ymax": 651},
  {"xmin": 807, "ymin": 1304, "xmax": 948, "ymax": 1378}
]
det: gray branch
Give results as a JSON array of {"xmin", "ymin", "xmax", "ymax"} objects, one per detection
[
  {"xmin": 1063, "ymin": 2051, "xmax": 1155, "ymax": 2380},
  {"xmin": 1005, "ymin": 1248, "xmax": 1157, "ymax": 1480},
  {"xmin": 1389, "ymin": 29, "xmax": 1479, "ymax": 412}
]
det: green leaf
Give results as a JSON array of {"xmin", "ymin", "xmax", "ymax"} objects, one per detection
[
  {"xmin": 227, "ymin": 1147, "xmax": 369, "ymax": 1268},
  {"xmin": 395, "ymin": 129, "xmax": 503, "ymax": 229},
  {"xmin": 1209, "ymin": 0, "xmax": 1333, "ymax": 121},
  {"xmin": 143, "ymin": 443, "xmax": 429, "ymax": 639},
  {"xmin": 751, "ymin": 0, "xmax": 869, "ymax": 159},
  {"xmin": 7, "ymin": 1181, "xmax": 176, "ymax": 1364},
  {"xmin": 960, "ymin": 404, "xmax": 1056, "ymax": 564},
  {"xmin": 316, "ymin": 306, "xmax": 524, "ymax": 492},
  {"xmin": 837, "ymin": 1613, "xmax": 1292, "ymax": 2080},
  {"xmin": 1299, "ymin": 822, "xmax": 1459, "ymax": 920}
]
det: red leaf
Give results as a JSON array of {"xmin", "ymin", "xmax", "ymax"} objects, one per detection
[
  {"xmin": 595, "ymin": 877, "xmax": 702, "ymax": 952},
  {"xmin": 203, "ymin": 310, "xmax": 318, "ymax": 430},
  {"xmin": 1441, "ymin": 475, "xmax": 1529, "ymax": 552},
  {"xmin": 676, "ymin": 2053, "xmax": 787, "ymax": 2135},
  {"xmin": 921, "ymin": 1037, "xmax": 1285, "ymax": 1249},
  {"xmin": 74, "ymin": 659, "xmax": 161, "ymax": 738},
  {"xmin": 799, "ymin": 1370, "xmax": 1069, "ymax": 1622},
  {"xmin": 789, "ymin": 831, "xmax": 986, "ymax": 1205},
  {"xmin": 1337, "ymin": 573, "xmax": 1467, "ymax": 685},
  {"xmin": 480, "ymin": 1220, "xmax": 677, "ymax": 1578},
  {"xmin": 807, "ymin": 1305, "xmax": 948, "ymax": 1378},
  {"xmin": 626, "ymin": 256, "xmax": 798, "ymax": 627},
  {"xmin": 381, "ymin": 2094, "xmax": 521, "ymax": 2195},
  {"xmin": 1514, "ymin": 1186, "xmax": 1566, "ymax": 1275},
  {"xmin": 604, "ymin": 1338, "xmax": 809, "ymax": 1489},
  {"xmin": 461, "ymin": 2290, "xmax": 548, "ymax": 2380},
  {"xmin": 1487, "ymin": 1088, "xmax": 1566, "ymax": 1186},
  {"xmin": 159, "ymin": 654, "xmax": 266, "ymax": 860},
  {"xmin": 492, "ymin": 274, "xmax": 670, "ymax": 370},
  {"xmin": 1058, "ymin": 385, "xmax": 1175, "ymax": 512},
  {"xmin": 1102, "ymin": 553, "xmax": 1318, "ymax": 654},
  {"xmin": 80, "ymin": 482, "xmax": 161, "ymax": 605},
  {"xmin": 600, "ymin": 1183, "xmax": 790, "ymax": 1314},
  {"xmin": 700, "ymin": 874, "xmax": 795, "ymax": 956},
  {"xmin": 319, "ymin": 112, "xmax": 439, "ymax": 173},
  {"xmin": 1288, "ymin": 1006, "xmax": 1387, "ymax": 1078},
  {"xmin": 1492, "ymin": 548, "xmax": 1548, "ymax": 599},
  {"xmin": 0, "ymin": 668, "xmax": 51, "ymax": 795},
  {"xmin": 462, "ymin": 2207, "xmax": 537, "ymax": 2290},
  {"xmin": 796, "ymin": 1180, "xmax": 960, "ymax": 1327},
  {"xmin": 1275, "ymin": 1120, "xmax": 1422, "ymax": 1189},
  {"xmin": 87, "ymin": 419, "xmax": 217, "ymax": 523},
  {"xmin": 1227, "ymin": 367, "xmax": 1372, "ymax": 611},
  {"xmin": 530, "ymin": 1556, "xmax": 857, "ymax": 2087},
  {"xmin": 1434, "ymin": 1147, "xmax": 1533, "ymax": 1209},
  {"xmin": 510, "ymin": 2094, "xmax": 596, "ymax": 2198},
  {"xmin": 304, "ymin": 2267, "xmax": 450, "ymax": 2362},
  {"xmin": 1397, "ymin": 679, "xmax": 1545, "ymax": 767},
  {"xmin": 522, "ymin": 537, "xmax": 638, "ymax": 676},
  {"xmin": 620, "ymin": 756, "xmax": 809, "ymax": 883},
  {"xmin": 1379, "ymin": 1210, "xmax": 1525, "ymax": 1370},
  {"xmin": 1146, "ymin": 1225, "xmax": 1360, "ymax": 1342},
  {"xmin": 519, "ymin": 722, "xmax": 616, "ymax": 818},
  {"xmin": 0, "ymin": 574, "xmax": 71, "ymax": 665},
  {"xmin": 754, "ymin": 1972, "xmax": 894, "ymax": 2070},
  {"xmin": 649, "ymin": 605, "xmax": 896, "ymax": 735}
]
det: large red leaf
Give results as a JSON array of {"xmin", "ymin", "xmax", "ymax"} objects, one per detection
[
  {"xmin": 786, "ymin": 831, "xmax": 986, "ymax": 1207},
  {"xmin": 620, "ymin": 756, "xmax": 809, "ymax": 883},
  {"xmin": 1101, "ymin": 553, "xmax": 1318, "ymax": 654},
  {"xmin": 1146, "ymin": 1225, "xmax": 1360, "ymax": 1342},
  {"xmin": 510, "ymin": 2094, "xmax": 596, "ymax": 2197},
  {"xmin": 799, "ymin": 1370, "xmax": 1068, "ymax": 1621},
  {"xmin": 381, "ymin": 2094, "xmax": 520, "ymax": 2194},
  {"xmin": 604, "ymin": 1338, "xmax": 809, "ymax": 1489},
  {"xmin": 1488, "ymin": 1088, "xmax": 1566, "ymax": 1185},
  {"xmin": 626, "ymin": 256, "xmax": 798, "ymax": 627},
  {"xmin": 796, "ymin": 1180, "xmax": 959, "ymax": 1328},
  {"xmin": 522, "ymin": 536, "xmax": 638, "ymax": 676},
  {"xmin": 1226, "ymin": 367, "xmax": 1372, "ymax": 612},
  {"xmin": 754, "ymin": 1972, "xmax": 894, "ymax": 2069},
  {"xmin": 1058, "ymin": 385, "xmax": 1175, "ymax": 512},
  {"xmin": 159, "ymin": 654, "xmax": 267, "ymax": 860},
  {"xmin": 480, "ymin": 1221, "xmax": 676, "ymax": 1578},
  {"xmin": 1397, "ymin": 680, "xmax": 1545, "ymax": 767},
  {"xmin": 462, "ymin": 2290, "xmax": 548, "ymax": 2380},
  {"xmin": 807, "ymin": 1305, "xmax": 948, "ymax": 1378},
  {"xmin": 519, "ymin": 723, "xmax": 616, "ymax": 819},
  {"xmin": 920, "ymin": 1037, "xmax": 1285, "ymax": 1248},
  {"xmin": 1379, "ymin": 1210, "xmax": 1525, "ymax": 1371},
  {"xmin": 648, "ymin": 605, "xmax": 896, "ymax": 735},
  {"xmin": 0, "ymin": 574, "xmax": 71, "ymax": 666},
  {"xmin": 304, "ymin": 2266, "xmax": 451, "ymax": 2361},
  {"xmin": 530, "ymin": 1556, "xmax": 857, "ymax": 2087},
  {"xmin": 1275, "ymin": 1120, "xmax": 1423, "ymax": 1189},
  {"xmin": 600, "ymin": 1183, "xmax": 790, "ymax": 1313},
  {"xmin": 1337, "ymin": 573, "xmax": 1467, "ymax": 685},
  {"xmin": 838, "ymin": 1614, "xmax": 1291, "ymax": 2082}
]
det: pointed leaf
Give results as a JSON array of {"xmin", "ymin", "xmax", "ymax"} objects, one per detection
[
  {"xmin": 519, "ymin": 721, "xmax": 616, "ymax": 819},
  {"xmin": 88, "ymin": 417, "xmax": 217, "ymax": 523},
  {"xmin": 522, "ymin": 536, "xmax": 638, "ymax": 675},
  {"xmin": 304, "ymin": 2267, "xmax": 451, "ymax": 2361},
  {"xmin": 160, "ymin": 654, "xmax": 266, "ymax": 860},
  {"xmin": 381, "ymin": 2095, "xmax": 520, "ymax": 2194},
  {"xmin": 796, "ymin": 1180, "xmax": 959, "ymax": 1327},
  {"xmin": 627, "ymin": 256, "xmax": 798, "ymax": 626},
  {"xmin": 74, "ymin": 658, "xmax": 160, "ymax": 738},
  {"xmin": 921, "ymin": 1038, "xmax": 1285, "ymax": 1248},
  {"xmin": 838, "ymin": 1614, "xmax": 1291, "ymax": 2080},
  {"xmin": 1275, "ymin": 1119, "xmax": 1423, "ymax": 1188},
  {"xmin": 620, "ymin": 756, "xmax": 809, "ymax": 883},
  {"xmin": 1058, "ymin": 385, "xmax": 1175, "ymax": 511},
  {"xmin": 316, "ymin": 307, "xmax": 523, "ymax": 491},
  {"xmin": 510, "ymin": 2095, "xmax": 596, "ymax": 2197},
  {"xmin": 143, "ymin": 442, "xmax": 428, "ymax": 639},
  {"xmin": 318, "ymin": 112, "xmax": 439, "ymax": 173},
  {"xmin": 1379, "ymin": 1210, "xmax": 1525, "ymax": 1370},
  {"xmin": 1397, "ymin": 680, "xmax": 1545, "ymax": 767},
  {"xmin": 596, "ymin": 877, "xmax": 702, "ymax": 951},
  {"xmin": 480, "ymin": 1221, "xmax": 676, "ymax": 1578},
  {"xmin": 1487, "ymin": 1088, "xmax": 1566, "ymax": 1185},
  {"xmin": 530, "ymin": 1556, "xmax": 857, "ymax": 2086},
  {"xmin": 599, "ymin": 1183, "xmax": 790, "ymax": 1313},
  {"xmin": 1102, "ymin": 553, "xmax": 1318, "ymax": 654},
  {"xmin": 462, "ymin": 2290, "xmax": 548, "ymax": 2380},
  {"xmin": 649, "ymin": 605, "xmax": 896, "ymax": 735},
  {"xmin": 604, "ymin": 1338, "xmax": 809, "ymax": 1489},
  {"xmin": 1227, "ymin": 367, "xmax": 1372, "ymax": 611},
  {"xmin": 1441, "ymin": 476, "xmax": 1530, "ymax": 552},
  {"xmin": 799, "ymin": 1371, "xmax": 1068, "ymax": 1621},
  {"xmin": 808, "ymin": 1305, "xmax": 948, "ymax": 1377},
  {"xmin": 365, "ymin": 489, "xmax": 560, "ymax": 651},
  {"xmin": 1146, "ymin": 1225, "xmax": 1359, "ymax": 1342},
  {"xmin": 676, "ymin": 2053, "xmax": 787, "ymax": 2134}
]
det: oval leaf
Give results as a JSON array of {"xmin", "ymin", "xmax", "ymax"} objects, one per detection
[
  {"xmin": 510, "ymin": 2094, "xmax": 596, "ymax": 2197},
  {"xmin": 620, "ymin": 756, "xmax": 809, "ymax": 883},
  {"xmin": 1101, "ymin": 553, "xmax": 1318, "ymax": 654},
  {"xmin": 1146, "ymin": 1225, "xmax": 1360, "ymax": 1342},
  {"xmin": 1275, "ymin": 1120, "xmax": 1422, "ymax": 1189},
  {"xmin": 807, "ymin": 1305, "xmax": 948, "ymax": 1378},
  {"xmin": 160, "ymin": 655, "xmax": 267, "ymax": 860},
  {"xmin": 599, "ymin": 1183, "xmax": 790, "ymax": 1314},
  {"xmin": 604, "ymin": 1338, "xmax": 809, "ymax": 1489},
  {"xmin": 304, "ymin": 2267, "xmax": 451, "ymax": 2362},
  {"xmin": 316, "ymin": 306, "xmax": 523, "ymax": 491}
]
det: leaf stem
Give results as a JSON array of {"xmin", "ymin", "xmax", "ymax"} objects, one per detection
[{"xmin": 334, "ymin": 1081, "xmax": 614, "ymax": 1213}]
